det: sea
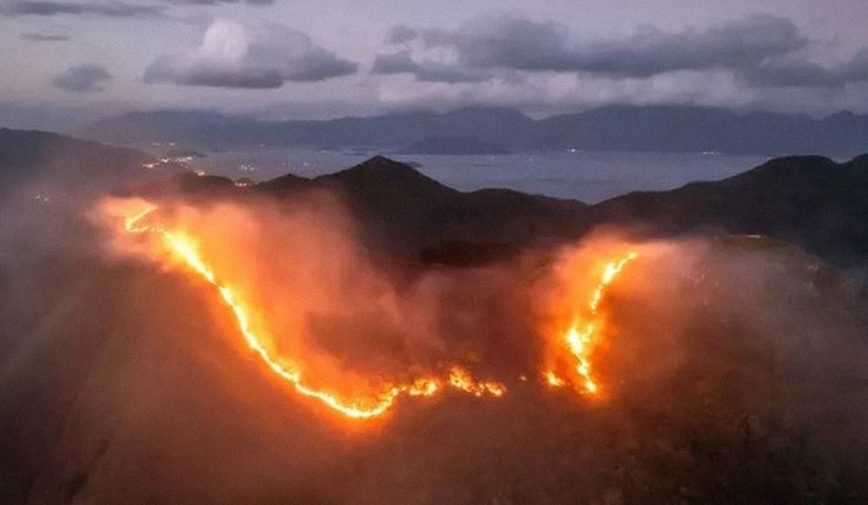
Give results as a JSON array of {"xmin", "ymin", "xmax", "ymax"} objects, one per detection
[{"xmin": 189, "ymin": 148, "xmax": 769, "ymax": 204}]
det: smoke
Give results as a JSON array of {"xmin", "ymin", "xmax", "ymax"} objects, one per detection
[{"xmin": 2, "ymin": 184, "xmax": 868, "ymax": 503}]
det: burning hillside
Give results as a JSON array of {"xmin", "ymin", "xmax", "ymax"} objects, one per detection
[
  {"xmin": 91, "ymin": 196, "xmax": 652, "ymax": 420},
  {"xmin": 2, "ymin": 150, "xmax": 868, "ymax": 504}
]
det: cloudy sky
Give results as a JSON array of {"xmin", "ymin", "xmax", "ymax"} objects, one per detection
[{"xmin": 1, "ymin": 0, "xmax": 868, "ymax": 125}]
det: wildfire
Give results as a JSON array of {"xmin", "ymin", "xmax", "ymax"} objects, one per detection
[
  {"xmin": 547, "ymin": 251, "xmax": 638, "ymax": 396},
  {"xmin": 122, "ymin": 204, "xmax": 505, "ymax": 420},
  {"xmin": 109, "ymin": 200, "xmax": 640, "ymax": 420}
]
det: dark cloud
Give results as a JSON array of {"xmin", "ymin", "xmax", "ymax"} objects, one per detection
[
  {"xmin": 52, "ymin": 64, "xmax": 112, "ymax": 92},
  {"xmin": 19, "ymin": 32, "xmax": 71, "ymax": 41},
  {"xmin": 144, "ymin": 58, "xmax": 284, "ymax": 88},
  {"xmin": 747, "ymin": 50, "xmax": 868, "ymax": 87},
  {"xmin": 377, "ymin": 15, "xmax": 810, "ymax": 82},
  {"xmin": 285, "ymin": 48, "xmax": 360, "ymax": 82},
  {"xmin": 0, "ymin": 0, "xmax": 160, "ymax": 17},
  {"xmin": 476, "ymin": 15, "xmax": 802, "ymax": 76},
  {"xmin": 143, "ymin": 19, "xmax": 358, "ymax": 89}
]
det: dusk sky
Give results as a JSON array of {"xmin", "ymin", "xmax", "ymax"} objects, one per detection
[{"xmin": 2, "ymin": 0, "xmax": 868, "ymax": 126}]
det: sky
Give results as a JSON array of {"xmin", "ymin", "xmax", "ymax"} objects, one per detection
[{"xmin": 1, "ymin": 0, "xmax": 868, "ymax": 128}]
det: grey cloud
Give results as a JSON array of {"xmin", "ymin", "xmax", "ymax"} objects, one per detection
[
  {"xmin": 285, "ymin": 48, "xmax": 359, "ymax": 82},
  {"xmin": 460, "ymin": 15, "xmax": 806, "ymax": 75},
  {"xmin": 143, "ymin": 19, "xmax": 358, "ymax": 89},
  {"xmin": 20, "ymin": 32, "xmax": 71, "ymax": 41},
  {"xmin": 377, "ymin": 15, "xmax": 810, "ymax": 82},
  {"xmin": 52, "ymin": 64, "xmax": 112, "ymax": 92},
  {"xmin": 162, "ymin": 0, "xmax": 274, "ymax": 4},
  {"xmin": 0, "ymin": 0, "xmax": 160, "ymax": 17},
  {"xmin": 747, "ymin": 50, "xmax": 868, "ymax": 87},
  {"xmin": 145, "ymin": 57, "xmax": 284, "ymax": 88},
  {"xmin": 0, "ymin": 0, "xmax": 273, "ymax": 17}
]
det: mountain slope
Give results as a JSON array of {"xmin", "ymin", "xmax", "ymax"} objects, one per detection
[
  {"xmin": 3, "ymin": 134, "xmax": 868, "ymax": 503},
  {"xmin": 271, "ymin": 156, "xmax": 589, "ymax": 252},
  {"xmin": 0, "ymin": 128, "xmax": 185, "ymax": 199},
  {"xmin": 593, "ymin": 154, "xmax": 868, "ymax": 269}
]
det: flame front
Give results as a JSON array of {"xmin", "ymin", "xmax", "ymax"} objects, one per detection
[
  {"xmin": 123, "ymin": 205, "xmax": 505, "ymax": 420},
  {"xmin": 547, "ymin": 251, "xmax": 638, "ymax": 396}
]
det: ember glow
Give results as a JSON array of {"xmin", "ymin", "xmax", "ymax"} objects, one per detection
[{"xmin": 118, "ymin": 202, "xmax": 506, "ymax": 420}]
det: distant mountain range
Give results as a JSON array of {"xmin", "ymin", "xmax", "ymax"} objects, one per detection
[{"xmin": 81, "ymin": 105, "xmax": 868, "ymax": 157}]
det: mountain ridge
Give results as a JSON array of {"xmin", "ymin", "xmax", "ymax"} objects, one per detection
[{"xmin": 80, "ymin": 105, "xmax": 868, "ymax": 157}]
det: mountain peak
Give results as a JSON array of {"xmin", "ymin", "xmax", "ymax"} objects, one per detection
[
  {"xmin": 327, "ymin": 156, "xmax": 431, "ymax": 181},
  {"xmin": 359, "ymin": 154, "xmax": 397, "ymax": 166},
  {"xmin": 316, "ymin": 156, "xmax": 456, "ymax": 200}
]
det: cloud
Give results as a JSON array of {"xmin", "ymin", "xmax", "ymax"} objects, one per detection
[
  {"xmin": 52, "ymin": 64, "xmax": 113, "ymax": 92},
  {"xmin": 372, "ymin": 51, "xmax": 492, "ymax": 83},
  {"xmin": 143, "ymin": 19, "xmax": 358, "ymax": 89},
  {"xmin": 20, "ymin": 32, "xmax": 71, "ymax": 41},
  {"xmin": 0, "ymin": 0, "xmax": 160, "ymax": 17},
  {"xmin": 162, "ymin": 0, "xmax": 274, "ymax": 4},
  {"xmin": 0, "ymin": 0, "xmax": 274, "ymax": 17},
  {"xmin": 375, "ymin": 15, "xmax": 809, "ymax": 82},
  {"xmin": 371, "ymin": 68, "xmax": 754, "ymax": 119},
  {"xmin": 746, "ymin": 50, "xmax": 868, "ymax": 87}
]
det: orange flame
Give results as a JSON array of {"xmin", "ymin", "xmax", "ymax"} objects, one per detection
[
  {"xmin": 448, "ymin": 367, "xmax": 507, "ymax": 397},
  {"xmin": 549, "ymin": 251, "xmax": 638, "ymax": 396},
  {"xmin": 122, "ymin": 205, "xmax": 505, "ymax": 420},
  {"xmin": 544, "ymin": 371, "xmax": 566, "ymax": 387}
]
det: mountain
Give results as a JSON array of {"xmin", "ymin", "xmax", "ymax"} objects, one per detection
[
  {"xmin": 3, "ymin": 132, "xmax": 868, "ymax": 503},
  {"xmin": 258, "ymin": 155, "xmax": 868, "ymax": 271},
  {"xmin": 0, "ymin": 127, "xmax": 186, "ymax": 200},
  {"xmin": 243, "ymin": 155, "xmax": 587, "ymax": 253},
  {"xmin": 534, "ymin": 106, "xmax": 868, "ymax": 156},
  {"xmin": 3, "ymin": 126, "xmax": 866, "ymax": 272},
  {"xmin": 82, "ymin": 106, "xmax": 535, "ymax": 152},
  {"xmin": 170, "ymin": 153, "xmax": 868, "ymax": 274},
  {"xmin": 82, "ymin": 105, "xmax": 868, "ymax": 157},
  {"xmin": 593, "ymin": 154, "xmax": 868, "ymax": 271}
]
